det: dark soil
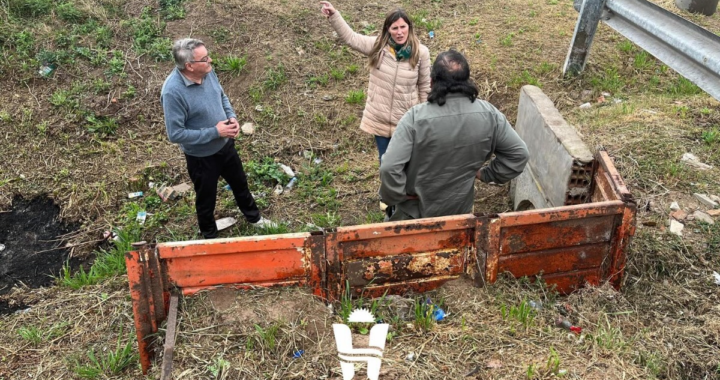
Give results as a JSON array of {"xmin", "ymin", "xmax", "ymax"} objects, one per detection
[{"xmin": 0, "ymin": 196, "xmax": 81, "ymax": 311}]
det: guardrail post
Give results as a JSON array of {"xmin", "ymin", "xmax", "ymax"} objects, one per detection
[{"xmin": 563, "ymin": 0, "xmax": 607, "ymax": 76}]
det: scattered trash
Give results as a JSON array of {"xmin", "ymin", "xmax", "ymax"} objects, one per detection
[
  {"xmin": 681, "ymin": 153, "xmax": 713, "ymax": 170},
  {"xmin": 669, "ymin": 219, "xmax": 684, "ymax": 236},
  {"xmin": 224, "ymin": 184, "xmax": 232, "ymax": 191},
  {"xmin": 128, "ymin": 191, "xmax": 144, "ymax": 199},
  {"xmin": 642, "ymin": 221, "xmax": 657, "ymax": 227},
  {"xmin": 670, "ymin": 201, "xmax": 680, "ymax": 211},
  {"xmin": 241, "ymin": 122, "xmax": 255, "ymax": 135},
  {"xmin": 528, "ymin": 300, "xmax": 543, "ymax": 310},
  {"xmin": 14, "ymin": 307, "xmax": 32, "ymax": 315},
  {"xmin": 405, "ymin": 352, "xmax": 416, "ymax": 361},
  {"xmin": 694, "ymin": 193, "xmax": 719, "ymax": 208},
  {"xmin": 613, "ymin": 98, "xmax": 622, "ymax": 104},
  {"xmin": 38, "ymin": 63, "xmax": 57, "ymax": 77},
  {"xmin": 0, "ymin": 244, "xmax": 5, "ymax": 252},
  {"xmin": 428, "ymin": 30, "xmax": 435, "ymax": 39},
  {"xmin": 713, "ymin": 271, "xmax": 720, "ymax": 285},
  {"xmin": 148, "ymin": 182, "xmax": 155, "ymax": 189},
  {"xmin": 274, "ymin": 184, "xmax": 284, "ymax": 195},
  {"xmin": 579, "ymin": 102, "xmax": 591, "ymax": 109},
  {"xmin": 136, "ymin": 211, "xmax": 147, "ymax": 225},
  {"xmin": 157, "ymin": 183, "xmax": 192, "ymax": 202},
  {"xmin": 216, "ymin": 217, "xmax": 237, "ymax": 231},
  {"xmin": 255, "ymin": 105, "xmax": 264, "ymax": 112},
  {"xmin": 285, "ymin": 177, "xmax": 298, "ymax": 190},
  {"xmin": 292, "ymin": 350, "xmax": 305, "ymax": 359},
  {"xmin": 322, "ymin": 95, "xmax": 334, "ymax": 101},
  {"xmin": 671, "ymin": 209, "xmax": 687, "ymax": 221},
  {"xmin": 555, "ymin": 317, "xmax": 581, "ymax": 334},
  {"xmin": 279, "ymin": 164, "xmax": 295, "ymax": 177},
  {"xmin": 601, "ymin": 91, "xmax": 611, "ymax": 97},
  {"xmin": 693, "ymin": 210, "xmax": 714, "ymax": 225},
  {"xmin": 597, "ymin": 95, "xmax": 605, "ymax": 103},
  {"xmin": 102, "ymin": 231, "xmax": 118, "ymax": 241},
  {"xmin": 313, "ymin": 158, "xmax": 323, "ymax": 165},
  {"xmin": 432, "ymin": 307, "xmax": 446, "ymax": 321}
]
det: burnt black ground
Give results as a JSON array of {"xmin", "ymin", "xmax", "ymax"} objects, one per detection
[{"xmin": 0, "ymin": 196, "xmax": 82, "ymax": 313}]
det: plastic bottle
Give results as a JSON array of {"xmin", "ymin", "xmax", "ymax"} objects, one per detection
[{"xmin": 285, "ymin": 177, "xmax": 298, "ymax": 190}]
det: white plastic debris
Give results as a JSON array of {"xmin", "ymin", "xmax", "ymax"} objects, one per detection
[
  {"xmin": 278, "ymin": 164, "xmax": 295, "ymax": 177},
  {"xmin": 669, "ymin": 219, "xmax": 684, "ymax": 236},
  {"xmin": 241, "ymin": 122, "xmax": 255, "ymax": 135},
  {"xmin": 406, "ymin": 352, "xmax": 416, "ymax": 361},
  {"xmin": 579, "ymin": 102, "xmax": 592, "ymax": 109},
  {"xmin": 274, "ymin": 184, "xmax": 284, "ymax": 195},
  {"xmin": 713, "ymin": 271, "xmax": 720, "ymax": 285},
  {"xmin": 670, "ymin": 202, "xmax": 680, "ymax": 211},
  {"xmin": 0, "ymin": 244, "xmax": 5, "ymax": 252},
  {"xmin": 128, "ymin": 191, "xmax": 144, "ymax": 199},
  {"xmin": 216, "ymin": 217, "xmax": 237, "ymax": 231},
  {"xmin": 681, "ymin": 153, "xmax": 713, "ymax": 170},
  {"xmin": 255, "ymin": 105, "xmax": 264, "ymax": 112},
  {"xmin": 136, "ymin": 211, "xmax": 147, "ymax": 225}
]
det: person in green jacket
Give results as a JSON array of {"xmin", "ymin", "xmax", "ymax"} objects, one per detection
[{"xmin": 379, "ymin": 50, "xmax": 529, "ymax": 221}]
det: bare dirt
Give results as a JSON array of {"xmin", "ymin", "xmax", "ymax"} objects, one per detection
[{"xmin": 0, "ymin": 196, "xmax": 83, "ymax": 313}]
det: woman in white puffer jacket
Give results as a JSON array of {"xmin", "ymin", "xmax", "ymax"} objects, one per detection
[{"xmin": 320, "ymin": 1, "xmax": 431, "ymax": 163}]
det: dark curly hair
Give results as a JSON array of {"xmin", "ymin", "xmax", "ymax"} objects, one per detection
[{"xmin": 427, "ymin": 50, "xmax": 479, "ymax": 105}]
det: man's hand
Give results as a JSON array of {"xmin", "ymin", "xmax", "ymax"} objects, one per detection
[
  {"xmin": 216, "ymin": 119, "xmax": 239, "ymax": 138},
  {"xmin": 320, "ymin": 1, "xmax": 336, "ymax": 17}
]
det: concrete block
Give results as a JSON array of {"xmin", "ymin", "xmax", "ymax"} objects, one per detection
[
  {"xmin": 511, "ymin": 85, "xmax": 594, "ymax": 210},
  {"xmin": 694, "ymin": 193, "xmax": 719, "ymax": 208}
]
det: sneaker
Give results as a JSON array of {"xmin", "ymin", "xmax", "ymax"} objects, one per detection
[{"xmin": 251, "ymin": 217, "xmax": 277, "ymax": 229}]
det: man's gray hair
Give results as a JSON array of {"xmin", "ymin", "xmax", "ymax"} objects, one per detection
[{"xmin": 172, "ymin": 38, "xmax": 205, "ymax": 70}]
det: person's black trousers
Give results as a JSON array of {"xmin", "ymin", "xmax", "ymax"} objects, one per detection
[{"xmin": 185, "ymin": 140, "xmax": 260, "ymax": 239}]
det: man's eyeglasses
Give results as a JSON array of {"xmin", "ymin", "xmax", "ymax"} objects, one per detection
[{"xmin": 189, "ymin": 56, "xmax": 210, "ymax": 64}]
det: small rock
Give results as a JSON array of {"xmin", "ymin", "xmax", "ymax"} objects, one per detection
[
  {"xmin": 681, "ymin": 153, "xmax": 713, "ymax": 170},
  {"xmin": 693, "ymin": 210, "xmax": 715, "ymax": 225},
  {"xmin": 671, "ymin": 209, "xmax": 688, "ymax": 221},
  {"xmin": 255, "ymin": 105, "xmax": 264, "ymax": 112},
  {"xmin": 707, "ymin": 209, "xmax": 720, "ymax": 217},
  {"xmin": 580, "ymin": 89, "xmax": 593, "ymax": 101},
  {"xmin": 669, "ymin": 219, "xmax": 684, "ymax": 236},
  {"xmin": 295, "ymin": 47, "xmax": 305, "ymax": 56},
  {"xmin": 241, "ymin": 122, "xmax": 255, "ymax": 135},
  {"xmin": 406, "ymin": 352, "xmax": 416, "ymax": 361},
  {"xmin": 670, "ymin": 201, "xmax": 680, "ymax": 211},
  {"xmin": 273, "ymin": 184, "xmax": 283, "ymax": 195},
  {"xmin": 0, "ymin": 244, "xmax": 5, "ymax": 251},
  {"xmin": 710, "ymin": 195, "xmax": 720, "ymax": 203},
  {"xmin": 579, "ymin": 102, "xmax": 592, "ymax": 109},
  {"xmin": 694, "ymin": 193, "xmax": 719, "ymax": 208},
  {"xmin": 713, "ymin": 271, "xmax": 720, "ymax": 285},
  {"xmin": 602, "ymin": 91, "xmax": 611, "ymax": 97},
  {"xmin": 322, "ymin": 95, "xmax": 334, "ymax": 101}
]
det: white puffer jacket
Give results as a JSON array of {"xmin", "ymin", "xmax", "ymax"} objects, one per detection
[{"xmin": 329, "ymin": 12, "xmax": 431, "ymax": 137}]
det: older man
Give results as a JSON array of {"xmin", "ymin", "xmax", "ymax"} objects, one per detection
[
  {"xmin": 161, "ymin": 38, "xmax": 274, "ymax": 238},
  {"xmin": 380, "ymin": 50, "xmax": 529, "ymax": 221}
]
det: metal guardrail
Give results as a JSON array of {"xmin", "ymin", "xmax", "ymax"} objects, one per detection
[{"xmin": 564, "ymin": 0, "xmax": 720, "ymax": 100}]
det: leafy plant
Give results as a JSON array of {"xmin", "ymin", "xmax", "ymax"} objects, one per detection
[
  {"xmin": 86, "ymin": 114, "xmax": 118, "ymax": 135},
  {"xmin": 330, "ymin": 67, "xmax": 345, "ymax": 81},
  {"xmin": 617, "ymin": 40, "xmax": 634, "ymax": 53},
  {"xmin": 413, "ymin": 297, "xmax": 437, "ymax": 331},
  {"xmin": 17, "ymin": 326, "xmax": 44, "ymax": 346},
  {"xmin": 666, "ymin": 76, "xmax": 701, "ymax": 96},
  {"xmin": 510, "ymin": 70, "xmax": 541, "ymax": 88},
  {"xmin": 307, "ymin": 74, "xmax": 329, "ymax": 87},
  {"xmin": 57, "ymin": 2, "xmax": 86, "ymax": 23},
  {"xmin": 254, "ymin": 323, "xmax": 281, "ymax": 351},
  {"xmin": 208, "ymin": 355, "xmax": 230, "ymax": 377},
  {"xmin": 8, "ymin": 0, "xmax": 53, "ymax": 18},
  {"xmin": 501, "ymin": 299, "xmax": 536, "ymax": 330},
  {"xmin": 633, "ymin": 50, "xmax": 654, "ymax": 71},
  {"xmin": 263, "ymin": 65, "xmax": 287, "ymax": 91},
  {"xmin": 216, "ymin": 55, "xmax": 247, "ymax": 76},
  {"xmin": 159, "ymin": 0, "xmax": 186, "ymax": 20},
  {"xmin": 245, "ymin": 157, "xmax": 290, "ymax": 186},
  {"xmin": 72, "ymin": 333, "xmax": 137, "ymax": 378},
  {"xmin": 702, "ymin": 128, "xmax": 719, "ymax": 144},
  {"xmin": 500, "ymin": 32, "xmax": 514, "ymax": 47},
  {"xmin": 346, "ymin": 64, "xmax": 359, "ymax": 75},
  {"xmin": 345, "ymin": 90, "xmax": 365, "ymax": 105}
]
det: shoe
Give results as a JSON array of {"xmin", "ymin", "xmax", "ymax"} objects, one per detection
[{"xmin": 251, "ymin": 217, "xmax": 277, "ymax": 229}]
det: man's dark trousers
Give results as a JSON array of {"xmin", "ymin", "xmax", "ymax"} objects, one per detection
[{"xmin": 185, "ymin": 139, "xmax": 260, "ymax": 238}]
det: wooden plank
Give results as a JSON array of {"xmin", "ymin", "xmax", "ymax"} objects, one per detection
[
  {"xmin": 499, "ymin": 200, "xmax": 624, "ymax": 227},
  {"xmin": 160, "ymin": 295, "xmax": 179, "ymax": 380},
  {"xmin": 164, "ymin": 249, "xmax": 306, "ymax": 288},
  {"xmin": 157, "ymin": 233, "xmax": 309, "ymax": 259},
  {"xmin": 332, "ymin": 214, "xmax": 475, "ymax": 242},
  {"xmin": 500, "ymin": 215, "xmax": 615, "ymax": 254},
  {"xmin": 339, "ymin": 229, "xmax": 471, "ymax": 259},
  {"xmin": 497, "ymin": 243, "xmax": 609, "ymax": 278},
  {"xmin": 344, "ymin": 249, "xmax": 465, "ymax": 287}
]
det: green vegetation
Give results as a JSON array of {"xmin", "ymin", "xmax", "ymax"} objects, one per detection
[
  {"xmin": 501, "ymin": 299, "xmax": 536, "ymax": 330},
  {"xmin": 72, "ymin": 334, "xmax": 137, "ymax": 379},
  {"xmin": 345, "ymin": 89, "xmax": 365, "ymax": 104},
  {"xmin": 216, "ymin": 55, "xmax": 247, "ymax": 75}
]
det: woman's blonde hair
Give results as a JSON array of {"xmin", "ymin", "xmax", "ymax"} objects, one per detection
[{"xmin": 368, "ymin": 9, "xmax": 420, "ymax": 69}]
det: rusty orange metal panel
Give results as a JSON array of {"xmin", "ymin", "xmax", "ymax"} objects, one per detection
[
  {"xmin": 125, "ymin": 248, "xmax": 155, "ymax": 375},
  {"xmin": 471, "ymin": 216, "xmax": 492, "ymax": 287},
  {"xmin": 500, "ymin": 215, "xmax": 616, "ymax": 254},
  {"xmin": 499, "ymin": 201, "xmax": 624, "ymax": 227},
  {"xmin": 340, "ymin": 229, "xmax": 471, "ymax": 259},
  {"xmin": 181, "ymin": 280, "xmax": 304, "ymax": 296},
  {"xmin": 332, "ymin": 214, "xmax": 475, "ymax": 242},
  {"xmin": 307, "ymin": 231, "xmax": 326, "ymax": 300},
  {"xmin": 351, "ymin": 275, "xmax": 461, "ymax": 299},
  {"xmin": 541, "ymin": 268, "xmax": 602, "ymax": 294},
  {"xmin": 594, "ymin": 168, "xmax": 617, "ymax": 202},
  {"xmin": 608, "ymin": 205, "xmax": 636, "ymax": 289},
  {"xmin": 497, "ymin": 243, "xmax": 609, "ymax": 278},
  {"xmin": 157, "ymin": 234, "xmax": 308, "ymax": 258},
  {"xmin": 597, "ymin": 151, "xmax": 632, "ymax": 201},
  {"xmin": 344, "ymin": 250, "xmax": 465, "ymax": 287},
  {"xmin": 486, "ymin": 218, "xmax": 501, "ymax": 284}
]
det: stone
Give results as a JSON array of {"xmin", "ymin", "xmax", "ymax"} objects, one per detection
[
  {"xmin": 579, "ymin": 102, "xmax": 592, "ymax": 109},
  {"xmin": 669, "ymin": 201, "xmax": 680, "ymax": 211},
  {"xmin": 671, "ymin": 209, "xmax": 688, "ymax": 221},
  {"xmin": 580, "ymin": 89, "xmax": 593, "ymax": 101},
  {"xmin": 694, "ymin": 193, "xmax": 719, "ymax": 208},
  {"xmin": 693, "ymin": 210, "xmax": 715, "ymax": 225},
  {"xmin": 322, "ymin": 95, "xmax": 334, "ymax": 101},
  {"xmin": 707, "ymin": 209, "xmax": 720, "ymax": 217},
  {"xmin": 711, "ymin": 195, "xmax": 720, "ymax": 203},
  {"xmin": 241, "ymin": 122, "xmax": 255, "ymax": 135},
  {"xmin": 681, "ymin": 153, "xmax": 713, "ymax": 170},
  {"xmin": 669, "ymin": 219, "xmax": 684, "ymax": 236}
]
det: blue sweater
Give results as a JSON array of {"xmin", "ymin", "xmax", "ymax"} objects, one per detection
[{"xmin": 160, "ymin": 68, "xmax": 236, "ymax": 157}]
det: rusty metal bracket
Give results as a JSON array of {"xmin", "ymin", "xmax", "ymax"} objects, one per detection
[{"xmin": 160, "ymin": 294, "xmax": 179, "ymax": 380}]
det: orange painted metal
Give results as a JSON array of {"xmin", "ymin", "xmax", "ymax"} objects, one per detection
[
  {"xmin": 500, "ymin": 214, "xmax": 616, "ymax": 254},
  {"xmin": 125, "ymin": 246, "xmax": 157, "ymax": 375},
  {"xmin": 497, "ymin": 243, "xmax": 609, "ymax": 278}
]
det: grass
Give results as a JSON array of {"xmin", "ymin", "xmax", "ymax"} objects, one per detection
[
  {"xmin": 72, "ymin": 333, "xmax": 137, "ymax": 379},
  {"xmin": 345, "ymin": 90, "xmax": 365, "ymax": 104},
  {"xmin": 501, "ymin": 299, "xmax": 536, "ymax": 331},
  {"xmin": 216, "ymin": 55, "xmax": 247, "ymax": 76}
]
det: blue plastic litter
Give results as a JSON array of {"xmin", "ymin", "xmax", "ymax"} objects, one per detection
[
  {"xmin": 432, "ymin": 307, "xmax": 446, "ymax": 321},
  {"xmin": 224, "ymin": 184, "xmax": 231, "ymax": 190},
  {"xmin": 428, "ymin": 31, "xmax": 435, "ymax": 39},
  {"xmin": 292, "ymin": 350, "xmax": 304, "ymax": 359}
]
